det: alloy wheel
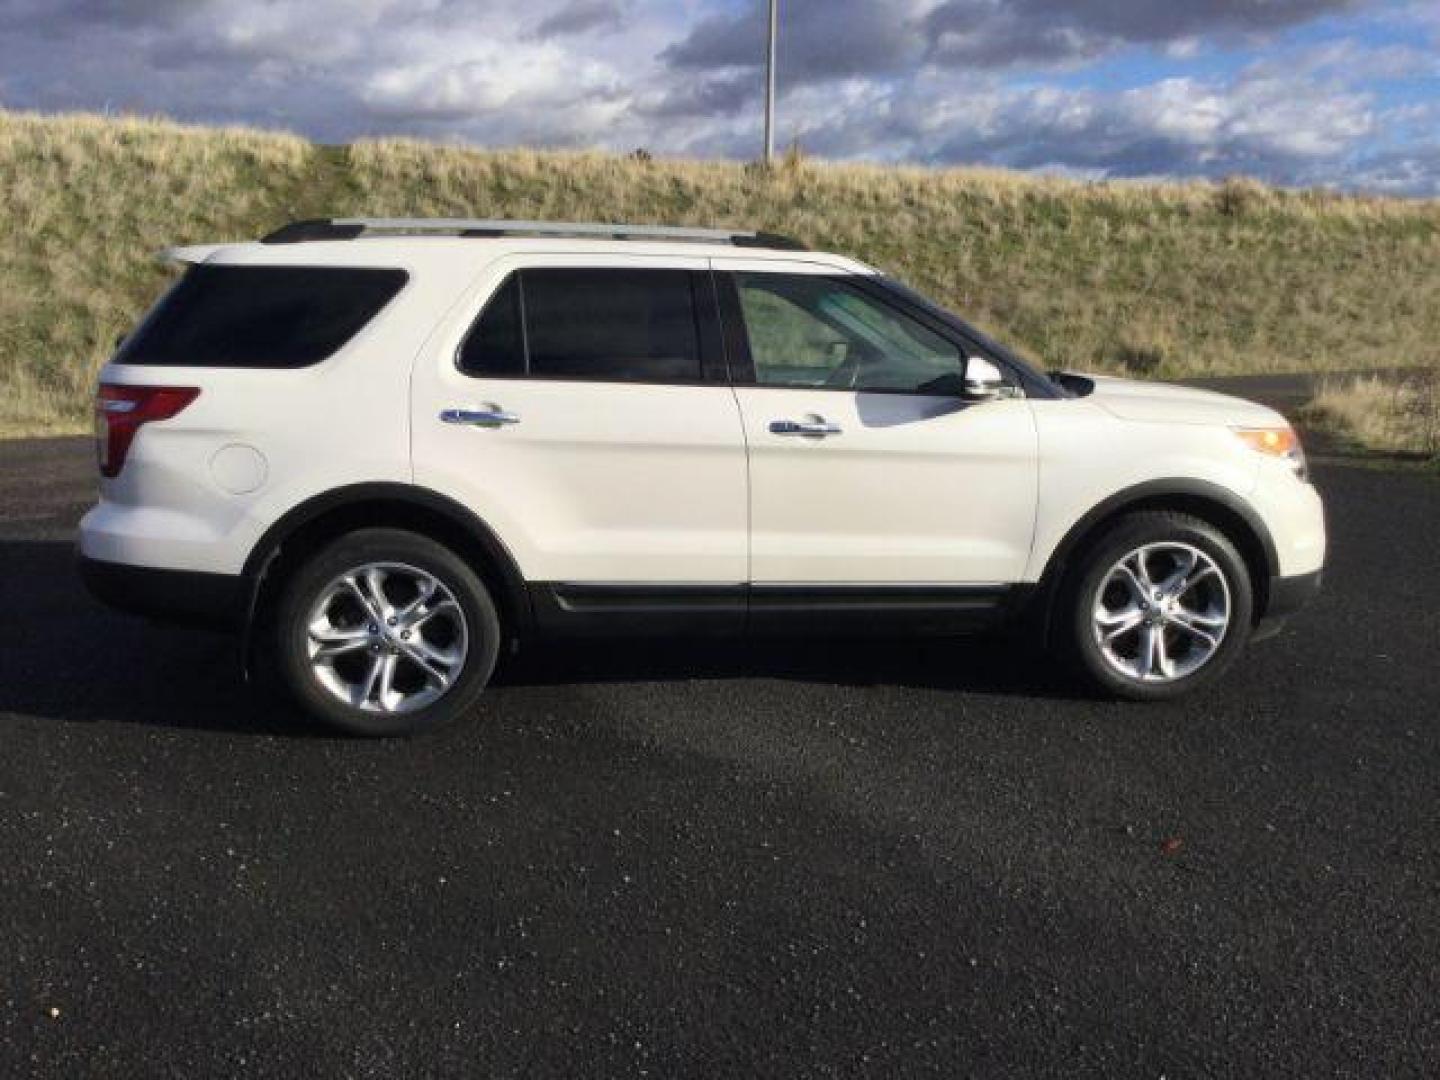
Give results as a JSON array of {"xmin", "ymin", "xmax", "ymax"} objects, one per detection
[
  {"xmin": 304, "ymin": 561, "xmax": 469, "ymax": 714},
  {"xmin": 1091, "ymin": 542, "xmax": 1231, "ymax": 683}
]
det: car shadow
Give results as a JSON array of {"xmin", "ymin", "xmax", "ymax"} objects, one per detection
[
  {"xmin": 0, "ymin": 538, "xmax": 1082, "ymax": 737},
  {"xmin": 0, "ymin": 538, "xmax": 327, "ymax": 737},
  {"xmin": 494, "ymin": 632, "xmax": 1075, "ymax": 699},
  {"xmin": 852, "ymin": 391, "xmax": 971, "ymax": 429}
]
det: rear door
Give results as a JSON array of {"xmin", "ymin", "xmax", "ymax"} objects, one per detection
[
  {"xmin": 411, "ymin": 254, "xmax": 748, "ymax": 627},
  {"xmin": 713, "ymin": 259, "xmax": 1038, "ymax": 596}
]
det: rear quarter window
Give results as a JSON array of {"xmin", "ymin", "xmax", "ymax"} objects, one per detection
[{"xmin": 116, "ymin": 264, "xmax": 408, "ymax": 368}]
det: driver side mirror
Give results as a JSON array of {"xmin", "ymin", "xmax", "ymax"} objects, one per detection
[{"xmin": 963, "ymin": 356, "xmax": 1006, "ymax": 400}]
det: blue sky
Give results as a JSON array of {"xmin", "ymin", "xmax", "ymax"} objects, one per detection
[{"xmin": 0, "ymin": 0, "xmax": 1436, "ymax": 193}]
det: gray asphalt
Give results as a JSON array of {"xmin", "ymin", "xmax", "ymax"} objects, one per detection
[{"xmin": 1, "ymin": 430, "xmax": 1437, "ymax": 1078}]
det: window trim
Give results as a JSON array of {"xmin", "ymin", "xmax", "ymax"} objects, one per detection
[
  {"xmin": 716, "ymin": 270, "xmax": 1051, "ymax": 399},
  {"xmin": 454, "ymin": 267, "xmax": 729, "ymax": 387}
]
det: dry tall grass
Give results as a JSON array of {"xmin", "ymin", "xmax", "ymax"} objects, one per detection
[
  {"xmin": 1304, "ymin": 374, "xmax": 1440, "ymax": 459},
  {"xmin": 5, "ymin": 108, "xmax": 1440, "ymax": 436},
  {"xmin": 0, "ymin": 109, "xmax": 312, "ymax": 434}
]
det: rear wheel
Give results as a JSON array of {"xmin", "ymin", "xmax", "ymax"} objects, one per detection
[
  {"xmin": 273, "ymin": 528, "xmax": 500, "ymax": 735},
  {"xmin": 1061, "ymin": 512, "xmax": 1253, "ymax": 701}
]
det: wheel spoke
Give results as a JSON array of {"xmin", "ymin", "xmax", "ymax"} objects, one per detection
[
  {"xmin": 311, "ymin": 630, "xmax": 370, "ymax": 661},
  {"xmin": 1106, "ymin": 615, "xmax": 1144, "ymax": 643},
  {"xmin": 1168, "ymin": 612, "xmax": 1221, "ymax": 647},
  {"xmin": 311, "ymin": 621, "xmax": 366, "ymax": 640},
  {"xmin": 395, "ymin": 576, "xmax": 439, "ymax": 623},
  {"xmin": 403, "ymin": 597, "xmax": 460, "ymax": 633},
  {"xmin": 1157, "ymin": 548, "xmax": 1198, "ymax": 596},
  {"xmin": 342, "ymin": 576, "xmax": 384, "ymax": 623},
  {"xmin": 397, "ymin": 641, "xmax": 452, "ymax": 688},
  {"xmin": 1174, "ymin": 602, "xmax": 1227, "ymax": 628},
  {"xmin": 418, "ymin": 637, "xmax": 463, "ymax": 666},
  {"xmin": 376, "ymin": 652, "xmax": 399, "ymax": 707},
  {"xmin": 362, "ymin": 567, "xmax": 392, "ymax": 617},
  {"xmin": 1129, "ymin": 550, "xmax": 1157, "ymax": 591},
  {"xmin": 1175, "ymin": 564, "xmax": 1218, "ymax": 597},
  {"xmin": 1116, "ymin": 560, "xmax": 1148, "ymax": 600},
  {"xmin": 1133, "ymin": 623, "xmax": 1173, "ymax": 680},
  {"xmin": 1096, "ymin": 605, "xmax": 1144, "ymax": 642},
  {"xmin": 355, "ymin": 653, "xmax": 386, "ymax": 706},
  {"xmin": 1129, "ymin": 624, "xmax": 1155, "ymax": 679},
  {"xmin": 1151, "ymin": 625, "xmax": 1175, "ymax": 679}
]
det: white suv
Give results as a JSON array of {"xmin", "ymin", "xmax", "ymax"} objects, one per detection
[{"xmin": 80, "ymin": 218, "xmax": 1326, "ymax": 734}]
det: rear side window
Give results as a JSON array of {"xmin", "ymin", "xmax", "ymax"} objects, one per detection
[
  {"xmin": 117, "ymin": 264, "xmax": 408, "ymax": 368},
  {"xmin": 458, "ymin": 268, "xmax": 702, "ymax": 383},
  {"xmin": 461, "ymin": 275, "xmax": 525, "ymax": 377}
]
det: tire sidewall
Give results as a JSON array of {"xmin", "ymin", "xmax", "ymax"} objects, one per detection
[
  {"xmin": 274, "ymin": 529, "xmax": 501, "ymax": 736},
  {"xmin": 1065, "ymin": 514, "xmax": 1254, "ymax": 701}
]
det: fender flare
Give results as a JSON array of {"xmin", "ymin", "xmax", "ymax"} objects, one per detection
[
  {"xmin": 238, "ymin": 483, "xmax": 532, "ymax": 661},
  {"xmin": 1029, "ymin": 478, "xmax": 1280, "ymax": 640},
  {"xmin": 1041, "ymin": 478, "xmax": 1279, "ymax": 582}
]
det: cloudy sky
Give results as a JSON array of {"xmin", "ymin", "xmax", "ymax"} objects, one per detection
[{"xmin": 1, "ymin": 0, "xmax": 1437, "ymax": 193}]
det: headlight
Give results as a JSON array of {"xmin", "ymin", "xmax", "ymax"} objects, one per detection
[{"xmin": 1234, "ymin": 425, "xmax": 1308, "ymax": 481}]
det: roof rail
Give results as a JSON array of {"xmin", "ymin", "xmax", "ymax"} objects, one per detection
[{"xmin": 259, "ymin": 217, "xmax": 807, "ymax": 251}]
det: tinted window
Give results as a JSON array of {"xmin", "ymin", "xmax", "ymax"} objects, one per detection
[
  {"xmin": 458, "ymin": 275, "xmax": 525, "ymax": 376},
  {"xmin": 458, "ymin": 269, "xmax": 702, "ymax": 383},
  {"xmin": 117, "ymin": 265, "xmax": 407, "ymax": 368},
  {"xmin": 735, "ymin": 273, "xmax": 962, "ymax": 394}
]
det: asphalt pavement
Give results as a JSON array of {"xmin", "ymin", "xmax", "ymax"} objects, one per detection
[{"xmin": 1, "ymin": 431, "xmax": 1437, "ymax": 1078}]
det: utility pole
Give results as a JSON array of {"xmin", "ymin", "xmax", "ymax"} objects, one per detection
[{"xmin": 763, "ymin": 0, "xmax": 778, "ymax": 165}]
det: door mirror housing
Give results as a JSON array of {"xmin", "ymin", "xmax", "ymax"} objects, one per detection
[{"xmin": 963, "ymin": 356, "xmax": 1006, "ymax": 400}]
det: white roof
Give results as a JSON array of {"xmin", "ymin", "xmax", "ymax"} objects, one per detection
[{"xmin": 161, "ymin": 219, "xmax": 876, "ymax": 276}]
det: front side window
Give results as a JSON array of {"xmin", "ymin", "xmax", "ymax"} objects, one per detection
[
  {"xmin": 459, "ymin": 268, "xmax": 702, "ymax": 383},
  {"xmin": 117, "ymin": 264, "xmax": 408, "ymax": 368},
  {"xmin": 733, "ymin": 273, "xmax": 963, "ymax": 394}
]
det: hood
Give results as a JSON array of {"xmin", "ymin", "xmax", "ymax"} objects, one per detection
[{"xmin": 1075, "ymin": 373, "xmax": 1285, "ymax": 428}]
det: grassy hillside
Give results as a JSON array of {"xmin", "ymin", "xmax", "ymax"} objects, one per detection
[
  {"xmin": 5, "ymin": 108, "xmax": 1440, "ymax": 436},
  {"xmin": 1305, "ymin": 373, "xmax": 1440, "ymax": 460}
]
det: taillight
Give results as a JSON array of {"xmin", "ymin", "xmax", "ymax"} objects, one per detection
[{"xmin": 95, "ymin": 383, "xmax": 200, "ymax": 478}]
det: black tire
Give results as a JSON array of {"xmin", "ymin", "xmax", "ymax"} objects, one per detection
[
  {"xmin": 271, "ymin": 528, "xmax": 501, "ymax": 736},
  {"xmin": 1060, "ymin": 511, "xmax": 1253, "ymax": 702}
]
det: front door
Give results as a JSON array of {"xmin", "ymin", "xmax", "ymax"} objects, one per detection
[{"xmin": 714, "ymin": 260, "xmax": 1038, "ymax": 593}]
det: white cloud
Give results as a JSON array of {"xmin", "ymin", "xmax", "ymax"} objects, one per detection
[
  {"xmin": 363, "ymin": 45, "xmax": 620, "ymax": 120},
  {"xmin": 743, "ymin": 65, "xmax": 1376, "ymax": 183},
  {"xmin": 0, "ymin": 0, "xmax": 1431, "ymax": 193}
]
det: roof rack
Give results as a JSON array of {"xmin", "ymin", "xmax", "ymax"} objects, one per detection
[{"xmin": 259, "ymin": 217, "xmax": 807, "ymax": 251}]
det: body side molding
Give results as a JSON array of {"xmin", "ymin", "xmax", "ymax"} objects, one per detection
[{"xmin": 530, "ymin": 581, "xmax": 1016, "ymax": 637}]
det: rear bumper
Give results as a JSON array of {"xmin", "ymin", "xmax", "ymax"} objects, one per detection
[{"xmin": 78, "ymin": 554, "xmax": 245, "ymax": 630}]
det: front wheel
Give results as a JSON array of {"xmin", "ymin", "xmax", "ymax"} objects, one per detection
[
  {"xmin": 272, "ymin": 528, "xmax": 501, "ymax": 736},
  {"xmin": 1061, "ymin": 512, "xmax": 1253, "ymax": 701}
]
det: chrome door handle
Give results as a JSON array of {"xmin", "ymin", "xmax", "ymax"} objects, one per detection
[
  {"xmin": 770, "ymin": 418, "xmax": 841, "ymax": 437},
  {"xmin": 440, "ymin": 407, "xmax": 520, "ymax": 428}
]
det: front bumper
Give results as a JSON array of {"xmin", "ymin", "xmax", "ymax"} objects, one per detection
[
  {"xmin": 1265, "ymin": 568, "xmax": 1324, "ymax": 619},
  {"xmin": 1253, "ymin": 568, "xmax": 1323, "ymax": 641},
  {"xmin": 78, "ymin": 554, "xmax": 245, "ymax": 630}
]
